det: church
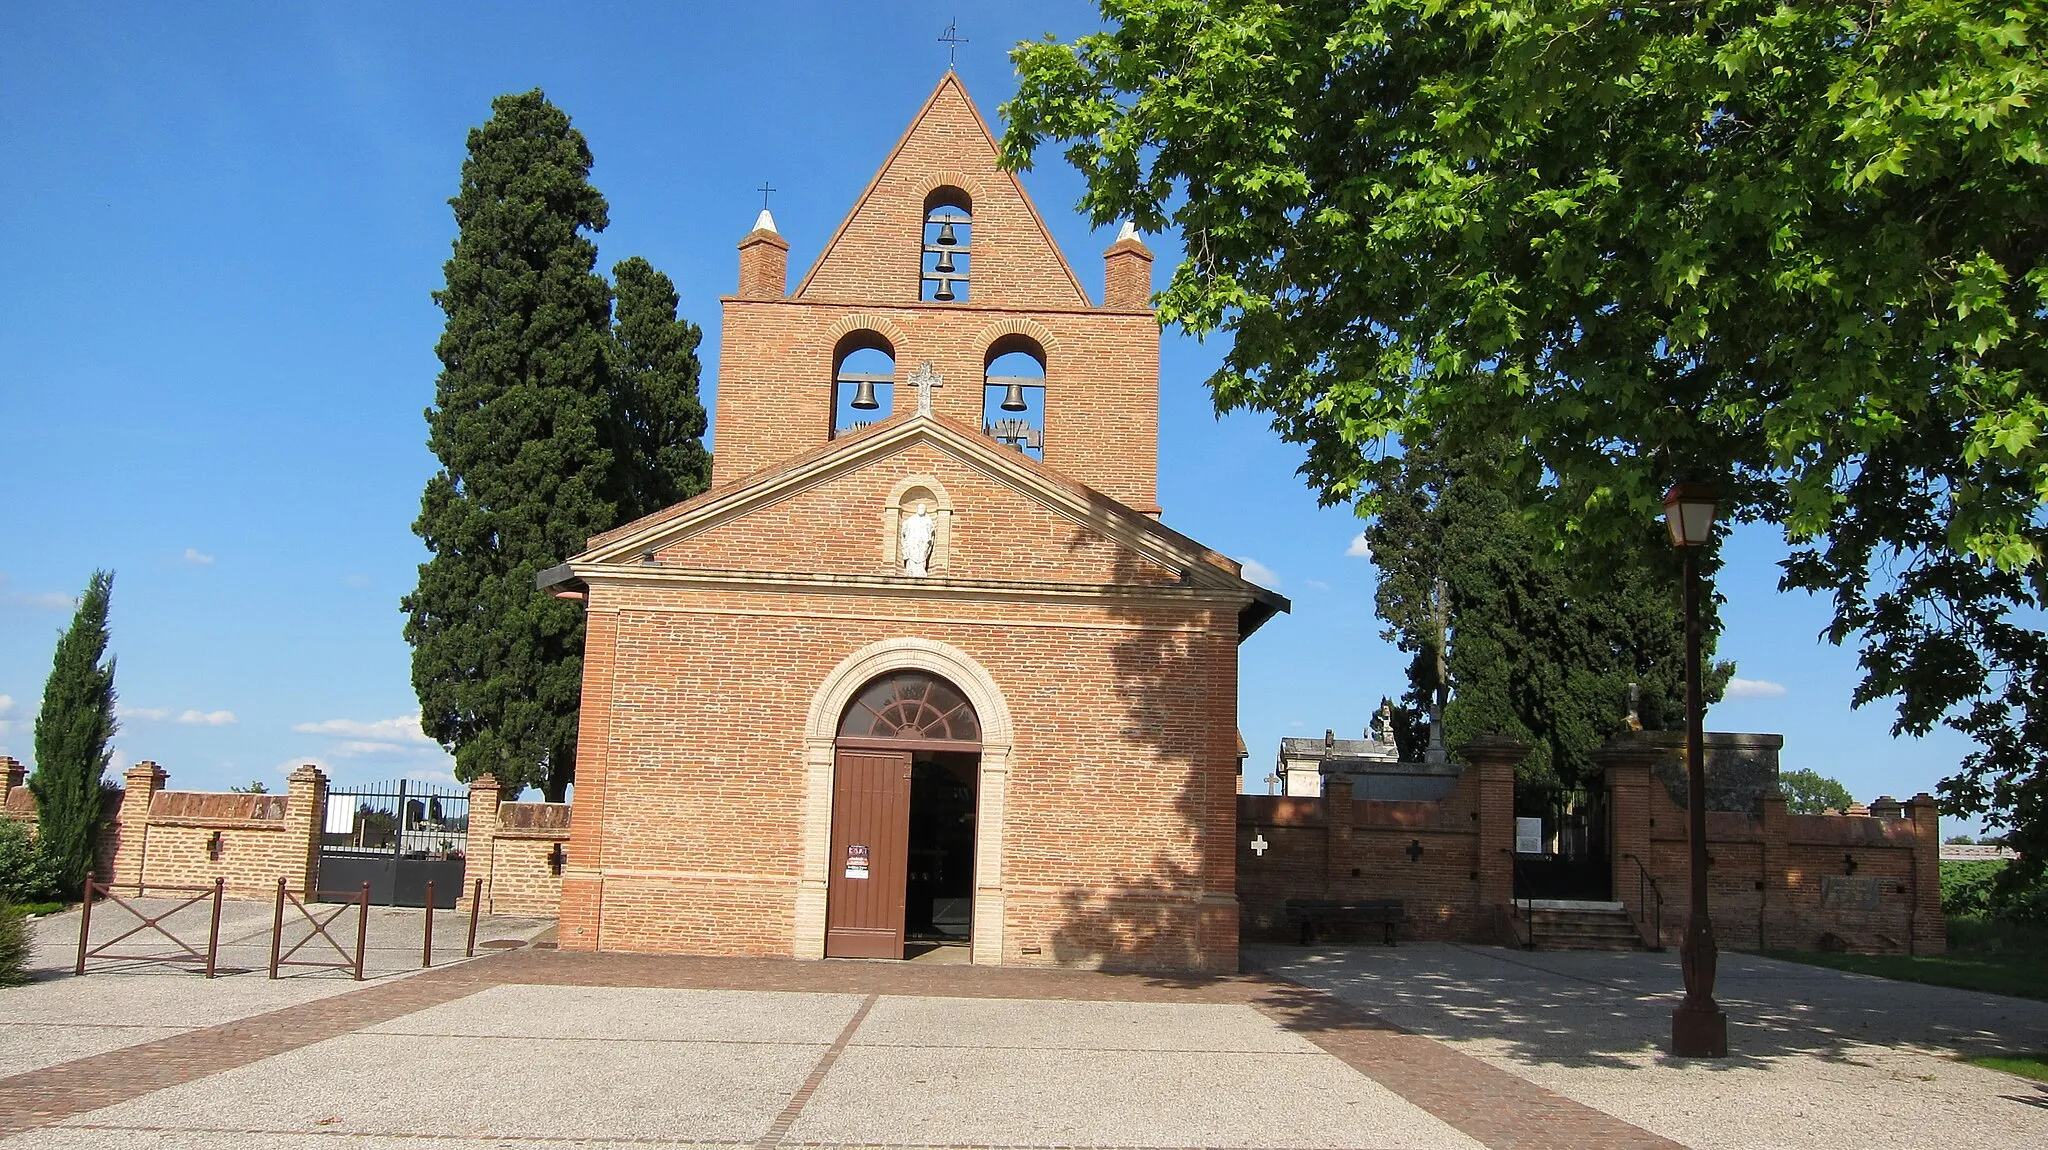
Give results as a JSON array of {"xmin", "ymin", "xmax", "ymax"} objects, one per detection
[{"xmin": 536, "ymin": 72, "xmax": 1284, "ymax": 971}]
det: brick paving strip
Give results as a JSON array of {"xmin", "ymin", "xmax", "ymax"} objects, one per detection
[{"xmin": 1, "ymin": 948, "xmax": 1684, "ymax": 1150}]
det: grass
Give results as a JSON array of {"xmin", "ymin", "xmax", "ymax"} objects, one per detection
[
  {"xmin": 1760, "ymin": 916, "xmax": 2048, "ymax": 1002},
  {"xmin": 1966, "ymin": 1053, "xmax": 2048, "ymax": 1082},
  {"xmin": 13, "ymin": 901, "xmax": 64, "ymax": 918}
]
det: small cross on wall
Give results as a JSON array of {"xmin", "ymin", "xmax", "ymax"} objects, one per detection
[{"xmin": 1250, "ymin": 833, "xmax": 1269, "ymax": 857}]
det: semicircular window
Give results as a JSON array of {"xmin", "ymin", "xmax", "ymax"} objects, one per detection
[{"xmin": 838, "ymin": 671, "xmax": 981, "ymax": 743}]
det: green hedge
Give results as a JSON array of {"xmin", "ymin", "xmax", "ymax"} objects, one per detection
[{"xmin": 1941, "ymin": 859, "xmax": 2048, "ymax": 924}]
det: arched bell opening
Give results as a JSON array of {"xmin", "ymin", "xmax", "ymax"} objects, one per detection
[
  {"xmin": 921, "ymin": 186, "xmax": 972, "ymax": 303},
  {"xmin": 825, "ymin": 670, "xmax": 981, "ymax": 960},
  {"xmin": 983, "ymin": 333, "xmax": 1046, "ymax": 460},
  {"xmin": 832, "ymin": 330, "xmax": 895, "ymax": 438}
]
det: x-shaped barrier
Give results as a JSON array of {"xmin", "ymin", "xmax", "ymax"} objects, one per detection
[
  {"xmin": 74, "ymin": 879, "xmax": 225, "ymax": 977},
  {"xmin": 269, "ymin": 877, "xmax": 370, "ymax": 980}
]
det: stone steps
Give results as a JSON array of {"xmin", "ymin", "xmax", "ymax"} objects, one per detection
[{"xmin": 1516, "ymin": 900, "xmax": 1647, "ymax": 951}]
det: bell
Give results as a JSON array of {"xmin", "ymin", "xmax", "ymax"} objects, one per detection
[
  {"xmin": 934, "ymin": 248, "xmax": 956, "ymax": 274},
  {"xmin": 849, "ymin": 378, "xmax": 880, "ymax": 410},
  {"xmin": 1000, "ymin": 380, "xmax": 1028, "ymax": 411},
  {"xmin": 935, "ymin": 220, "xmax": 958, "ymax": 246},
  {"xmin": 934, "ymin": 281, "xmax": 956, "ymax": 302}
]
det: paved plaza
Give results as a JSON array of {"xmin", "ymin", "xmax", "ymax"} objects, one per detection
[{"xmin": 0, "ymin": 907, "xmax": 2044, "ymax": 1149}]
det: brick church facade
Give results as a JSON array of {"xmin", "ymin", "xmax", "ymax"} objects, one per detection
[{"xmin": 537, "ymin": 73, "xmax": 1283, "ymax": 971}]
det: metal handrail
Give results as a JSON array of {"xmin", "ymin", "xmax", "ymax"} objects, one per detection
[
  {"xmin": 1622, "ymin": 852, "xmax": 1665, "ymax": 951},
  {"xmin": 1507, "ymin": 850, "xmax": 1536, "ymax": 949}
]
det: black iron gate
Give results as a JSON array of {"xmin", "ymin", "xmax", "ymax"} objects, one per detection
[{"xmin": 317, "ymin": 780, "xmax": 467, "ymax": 908}]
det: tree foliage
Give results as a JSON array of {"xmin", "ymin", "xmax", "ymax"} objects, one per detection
[
  {"xmin": 28, "ymin": 571, "xmax": 117, "ymax": 898},
  {"xmin": 1003, "ymin": 1, "xmax": 2048, "ymax": 869},
  {"xmin": 1371, "ymin": 427, "xmax": 1730, "ymax": 803},
  {"xmin": 406, "ymin": 92, "xmax": 712, "ymax": 802},
  {"xmin": 607, "ymin": 256, "xmax": 712, "ymax": 523},
  {"xmin": 1779, "ymin": 767, "xmax": 1856, "ymax": 816}
]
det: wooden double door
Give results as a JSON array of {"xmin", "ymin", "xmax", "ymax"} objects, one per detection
[{"xmin": 825, "ymin": 749, "xmax": 914, "ymax": 959}]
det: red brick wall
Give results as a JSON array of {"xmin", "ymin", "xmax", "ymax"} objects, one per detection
[{"xmin": 560, "ymin": 581, "xmax": 1242, "ymax": 971}]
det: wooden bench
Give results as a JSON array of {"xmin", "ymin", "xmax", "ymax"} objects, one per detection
[{"xmin": 1284, "ymin": 898, "xmax": 1406, "ymax": 946}]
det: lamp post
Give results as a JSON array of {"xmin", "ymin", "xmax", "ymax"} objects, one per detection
[{"xmin": 1664, "ymin": 480, "xmax": 1728, "ymax": 1057}]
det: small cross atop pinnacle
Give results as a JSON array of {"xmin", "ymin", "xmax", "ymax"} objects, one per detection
[
  {"xmin": 757, "ymin": 181, "xmax": 776, "ymax": 210},
  {"xmin": 939, "ymin": 19, "xmax": 968, "ymax": 69}
]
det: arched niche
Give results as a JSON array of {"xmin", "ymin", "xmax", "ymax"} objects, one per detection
[{"xmin": 881, "ymin": 474, "xmax": 954, "ymax": 574}]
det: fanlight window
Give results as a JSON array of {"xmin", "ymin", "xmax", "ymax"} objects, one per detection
[{"xmin": 839, "ymin": 671, "xmax": 981, "ymax": 743}]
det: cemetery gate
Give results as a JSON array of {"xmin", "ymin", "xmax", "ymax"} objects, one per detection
[{"xmin": 317, "ymin": 779, "xmax": 467, "ymax": 908}]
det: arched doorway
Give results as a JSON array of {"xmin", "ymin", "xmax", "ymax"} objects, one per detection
[{"xmin": 825, "ymin": 670, "xmax": 981, "ymax": 959}]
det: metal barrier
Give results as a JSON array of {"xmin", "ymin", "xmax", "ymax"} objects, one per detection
[
  {"xmin": 1623, "ymin": 852, "xmax": 1666, "ymax": 951},
  {"xmin": 269, "ymin": 878, "xmax": 371, "ymax": 980},
  {"xmin": 75, "ymin": 879, "xmax": 225, "ymax": 977}
]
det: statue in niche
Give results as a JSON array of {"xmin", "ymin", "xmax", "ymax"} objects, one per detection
[{"xmin": 900, "ymin": 503, "xmax": 935, "ymax": 577}]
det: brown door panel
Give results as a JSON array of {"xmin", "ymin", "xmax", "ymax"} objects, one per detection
[{"xmin": 825, "ymin": 749, "xmax": 912, "ymax": 959}]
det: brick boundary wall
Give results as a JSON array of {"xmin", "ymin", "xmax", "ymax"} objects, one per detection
[
  {"xmin": 456, "ymin": 774, "xmax": 571, "ymax": 917},
  {"xmin": 2, "ymin": 756, "xmax": 325, "ymax": 898},
  {"xmin": 1236, "ymin": 735, "xmax": 1946, "ymax": 955}
]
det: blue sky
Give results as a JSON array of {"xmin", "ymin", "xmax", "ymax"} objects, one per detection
[{"xmin": 0, "ymin": 3, "xmax": 1982, "ymax": 829}]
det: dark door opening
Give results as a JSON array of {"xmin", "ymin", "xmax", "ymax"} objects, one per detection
[{"xmin": 905, "ymin": 752, "xmax": 977, "ymax": 953}]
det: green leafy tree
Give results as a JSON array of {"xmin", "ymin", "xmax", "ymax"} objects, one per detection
[
  {"xmin": 1371, "ymin": 428, "xmax": 1730, "ymax": 806},
  {"xmin": 28, "ymin": 571, "xmax": 117, "ymax": 897},
  {"xmin": 405, "ymin": 91, "xmax": 620, "ymax": 802},
  {"xmin": 1003, "ymin": 2, "xmax": 2048, "ymax": 872},
  {"xmin": 1779, "ymin": 768, "xmax": 1856, "ymax": 816},
  {"xmin": 607, "ymin": 256, "xmax": 712, "ymax": 523}
]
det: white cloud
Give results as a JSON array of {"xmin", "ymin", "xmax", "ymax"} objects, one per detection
[
  {"xmin": 0, "ymin": 695, "xmax": 12, "ymax": 717},
  {"xmin": 404, "ymin": 769, "xmax": 460, "ymax": 787},
  {"xmin": 1724, "ymin": 678, "xmax": 1788, "ymax": 700},
  {"xmin": 1304, "ymin": 579, "xmax": 1331, "ymax": 591},
  {"xmin": 292, "ymin": 714, "xmax": 438, "ymax": 745},
  {"xmin": 341, "ymin": 573, "xmax": 371, "ymax": 588},
  {"xmin": 333, "ymin": 740, "xmax": 409, "ymax": 757},
  {"xmin": 121, "ymin": 705, "xmax": 173, "ymax": 721},
  {"xmin": 1346, "ymin": 533, "xmax": 1373, "ymax": 559},
  {"xmin": 1235, "ymin": 557, "xmax": 1281, "ymax": 590},
  {"xmin": 122, "ymin": 705, "xmax": 235, "ymax": 724},
  {"xmin": 176, "ymin": 709, "xmax": 237, "ymax": 726},
  {"xmin": 272, "ymin": 756, "xmax": 330, "ymax": 777},
  {"xmin": 181, "ymin": 548, "xmax": 214, "ymax": 565},
  {"xmin": 0, "ymin": 574, "xmax": 75, "ymax": 610}
]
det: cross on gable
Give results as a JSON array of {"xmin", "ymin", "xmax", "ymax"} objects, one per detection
[
  {"xmin": 938, "ymin": 19, "xmax": 968, "ymax": 67},
  {"xmin": 909, "ymin": 361, "xmax": 943, "ymax": 416}
]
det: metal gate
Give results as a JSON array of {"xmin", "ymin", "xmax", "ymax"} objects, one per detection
[{"xmin": 317, "ymin": 780, "xmax": 467, "ymax": 908}]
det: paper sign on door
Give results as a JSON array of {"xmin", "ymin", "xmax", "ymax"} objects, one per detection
[{"xmin": 844, "ymin": 843, "xmax": 870, "ymax": 880}]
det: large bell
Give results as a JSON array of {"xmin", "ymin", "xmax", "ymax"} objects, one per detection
[
  {"xmin": 934, "ymin": 248, "xmax": 956, "ymax": 274},
  {"xmin": 933, "ymin": 281, "xmax": 956, "ymax": 302},
  {"xmin": 935, "ymin": 220, "xmax": 958, "ymax": 246},
  {"xmin": 849, "ymin": 378, "xmax": 880, "ymax": 410},
  {"xmin": 1000, "ymin": 380, "xmax": 1028, "ymax": 411}
]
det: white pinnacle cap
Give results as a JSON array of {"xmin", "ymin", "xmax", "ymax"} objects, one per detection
[
  {"xmin": 1117, "ymin": 219, "xmax": 1139, "ymax": 242},
  {"xmin": 753, "ymin": 208, "xmax": 778, "ymax": 234}
]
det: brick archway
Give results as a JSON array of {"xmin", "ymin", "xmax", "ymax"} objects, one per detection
[{"xmin": 798, "ymin": 638, "xmax": 1014, "ymax": 964}]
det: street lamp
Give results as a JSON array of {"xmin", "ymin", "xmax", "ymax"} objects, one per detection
[{"xmin": 1664, "ymin": 480, "xmax": 1728, "ymax": 1057}]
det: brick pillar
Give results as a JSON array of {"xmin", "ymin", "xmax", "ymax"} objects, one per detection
[
  {"xmin": 1102, "ymin": 228, "xmax": 1154, "ymax": 310},
  {"xmin": 737, "ymin": 225, "xmax": 789, "ymax": 300},
  {"xmin": 283, "ymin": 764, "xmax": 327, "ymax": 897},
  {"xmin": 1460, "ymin": 735, "xmax": 1526, "ymax": 932},
  {"xmin": 106, "ymin": 761, "xmax": 167, "ymax": 892},
  {"xmin": 1905, "ymin": 792, "xmax": 1946, "ymax": 955},
  {"xmin": 460, "ymin": 773, "xmax": 502, "ymax": 915},
  {"xmin": 1323, "ymin": 771, "xmax": 1353, "ymax": 897},
  {"xmin": 2, "ymin": 756, "xmax": 22, "ymax": 793},
  {"xmin": 1867, "ymin": 795, "xmax": 1904, "ymax": 821},
  {"xmin": 1595, "ymin": 736, "xmax": 1666, "ymax": 947},
  {"xmin": 1757, "ymin": 786, "xmax": 1788, "ymax": 951}
]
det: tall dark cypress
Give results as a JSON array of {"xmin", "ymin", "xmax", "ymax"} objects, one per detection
[
  {"xmin": 29, "ymin": 570, "xmax": 118, "ymax": 898},
  {"xmin": 404, "ymin": 90, "xmax": 617, "ymax": 801},
  {"xmin": 606, "ymin": 256, "xmax": 712, "ymax": 521}
]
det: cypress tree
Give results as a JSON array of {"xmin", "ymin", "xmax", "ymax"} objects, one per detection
[
  {"xmin": 404, "ymin": 90, "xmax": 618, "ymax": 801},
  {"xmin": 29, "ymin": 570, "xmax": 118, "ymax": 898},
  {"xmin": 606, "ymin": 256, "xmax": 711, "ymax": 521}
]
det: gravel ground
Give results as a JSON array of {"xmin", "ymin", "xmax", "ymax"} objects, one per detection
[{"xmin": 1250, "ymin": 942, "xmax": 2048, "ymax": 1150}]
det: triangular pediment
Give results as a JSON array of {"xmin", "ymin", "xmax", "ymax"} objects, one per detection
[
  {"xmin": 793, "ymin": 73, "xmax": 1092, "ymax": 309},
  {"xmin": 570, "ymin": 415, "xmax": 1269, "ymax": 609}
]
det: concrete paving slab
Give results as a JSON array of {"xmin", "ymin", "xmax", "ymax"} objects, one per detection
[
  {"xmin": 854, "ymin": 994, "xmax": 1325, "ymax": 1052},
  {"xmin": 10, "ymin": 1132, "xmax": 738, "ymax": 1149},
  {"xmin": 789, "ymin": 1040, "xmax": 1486, "ymax": 1149},
  {"xmin": 362, "ymin": 983, "xmax": 864, "ymax": 1044},
  {"xmin": 0, "ymin": 1024, "xmax": 187, "ymax": 1079},
  {"xmin": 1252, "ymin": 942, "xmax": 2048, "ymax": 1150},
  {"xmin": 49, "ymin": 1030, "xmax": 815, "ymax": 1143}
]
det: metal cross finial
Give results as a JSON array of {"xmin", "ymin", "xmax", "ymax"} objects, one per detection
[
  {"xmin": 939, "ymin": 19, "xmax": 968, "ymax": 68},
  {"xmin": 757, "ymin": 181, "xmax": 776, "ymax": 210},
  {"xmin": 909, "ymin": 360, "xmax": 943, "ymax": 416}
]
